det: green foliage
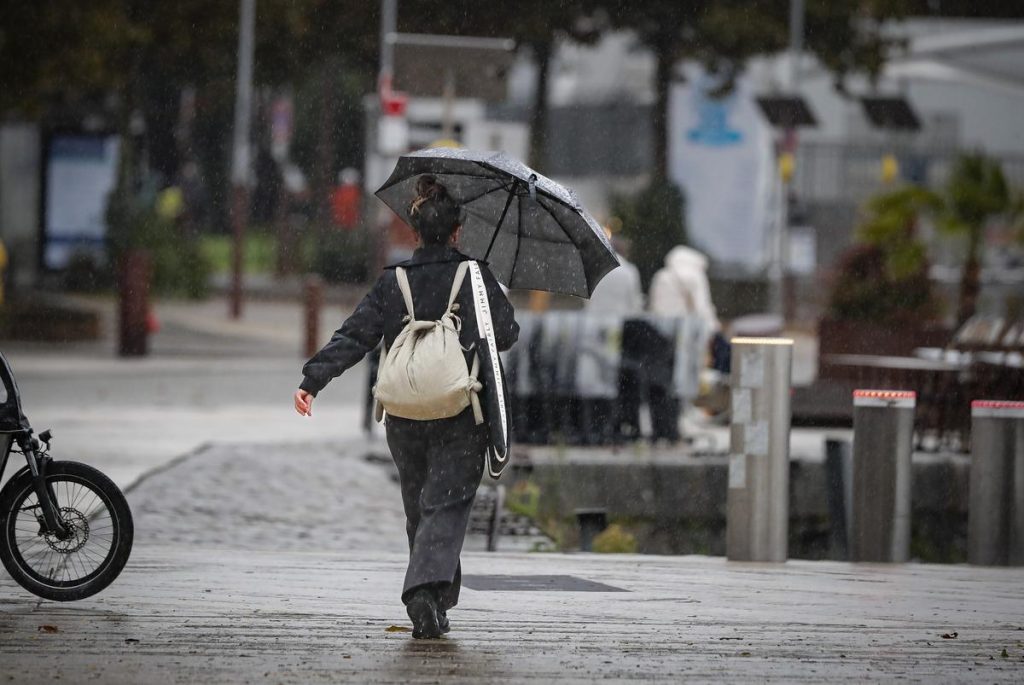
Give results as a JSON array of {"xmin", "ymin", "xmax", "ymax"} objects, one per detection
[
  {"xmin": 612, "ymin": 179, "xmax": 688, "ymax": 292},
  {"xmin": 827, "ymin": 243, "xmax": 937, "ymax": 323},
  {"xmin": 200, "ymin": 233, "xmax": 277, "ymax": 276},
  {"xmin": 505, "ymin": 481, "xmax": 542, "ymax": 520},
  {"xmin": 592, "ymin": 523, "xmax": 638, "ymax": 554},
  {"xmin": 935, "ymin": 154, "xmax": 1018, "ymax": 323},
  {"xmin": 828, "ymin": 186, "xmax": 939, "ymax": 323},
  {"xmin": 857, "ymin": 186, "xmax": 941, "ymax": 280},
  {"xmin": 938, "ymin": 153, "xmax": 1011, "ymax": 238},
  {"xmin": 107, "ymin": 187, "xmax": 210, "ymax": 299},
  {"xmin": 312, "ymin": 228, "xmax": 370, "ymax": 285}
]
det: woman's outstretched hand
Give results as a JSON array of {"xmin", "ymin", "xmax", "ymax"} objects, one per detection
[{"xmin": 294, "ymin": 389, "xmax": 314, "ymax": 417}]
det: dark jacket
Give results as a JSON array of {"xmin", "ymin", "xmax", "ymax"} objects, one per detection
[{"xmin": 300, "ymin": 245, "xmax": 519, "ymax": 396}]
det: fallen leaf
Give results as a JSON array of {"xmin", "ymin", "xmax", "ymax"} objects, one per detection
[
  {"xmin": 740, "ymin": 651, "xmax": 751, "ymax": 657},
  {"xmin": 941, "ymin": 632, "xmax": 958, "ymax": 639},
  {"xmin": 1001, "ymin": 649, "xmax": 1009, "ymax": 658},
  {"xmin": 385, "ymin": 625, "xmax": 411, "ymax": 633},
  {"xmin": 124, "ymin": 639, "xmax": 140, "ymax": 645},
  {"xmin": 38, "ymin": 625, "xmax": 59, "ymax": 634}
]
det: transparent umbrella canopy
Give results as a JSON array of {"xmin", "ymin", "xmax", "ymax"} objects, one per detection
[{"xmin": 375, "ymin": 147, "xmax": 619, "ymax": 298}]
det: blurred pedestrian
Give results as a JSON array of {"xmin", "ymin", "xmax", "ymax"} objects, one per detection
[
  {"xmin": 330, "ymin": 168, "xmax": 362, "ymax": 230},
  {"xmin": 584, "ymin": 233, "xmax": 642, "ymax": 443},
  {"xmin": 295, "ymin": 175, "xmax": 518, "ymax": 639},
  {"xmin": 645, "ymin": 245, "xmax": 722, "ymax": 442},
  {"xmin": 585, "ymin": 235, "xmax": 643, "ymax": 316},
  {"xmin": 648, "ymin": 245, "xmax": 720, "ymax": 333}
]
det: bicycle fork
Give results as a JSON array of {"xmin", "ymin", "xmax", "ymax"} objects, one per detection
[{"xmin": 18, "ymin": 437, "xmax": 69, "ymax": 539}]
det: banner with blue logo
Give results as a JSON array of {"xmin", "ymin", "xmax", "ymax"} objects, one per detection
[{"xmin": 669, "ymin": 66, "xmax": 775, "ymax": 271}]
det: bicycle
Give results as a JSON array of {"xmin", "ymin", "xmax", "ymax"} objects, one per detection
[{"xmin": 0, "ymin": 351, "xmax": 133, "ymax": 601}]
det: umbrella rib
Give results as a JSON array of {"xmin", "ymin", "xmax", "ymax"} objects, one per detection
[
  {"xmin": 457, "ymin": 179, "xmax": 517, "ymax": 206},
  {"xmin": 509, "ymin": 193, "xmax": 524, "ymax": 286},
  {"xmin": 484, "ymin": 180, "xmax": 520, "ymax": 261}
]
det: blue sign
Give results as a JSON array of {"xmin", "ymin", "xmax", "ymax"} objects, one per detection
[{"xmin": 687, "ymin": 74, "xmax": 743, "ymax": 147}]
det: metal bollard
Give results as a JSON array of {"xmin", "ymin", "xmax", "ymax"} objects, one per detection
[
  {"xmin": 968, "ymin": 400, "xmax": 1024, "ymax": 566},
  {"xmin": 726, "ymin": 337, "xmax": 793, "ymax": 562},
  {"xmin": 850, "ymin": 390, "xmax": 915, "ymax": 562},
  {"xmin": 303, "ymin": 275, "xmax": 323, "ymax": 359},
  {"xmin": 824, "ymin": 438, "xmax": 851, "ymax": 560}
]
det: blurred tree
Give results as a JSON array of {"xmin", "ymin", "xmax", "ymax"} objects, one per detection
[
  {"xmin": 611, "ymin": 180, "xmax": 688, "ymax": 291},
  {"xmin": 828, "ymin": 186, "xmax": 940, "ymax": 324},
  {"xmin": 0, "ymin": 1, "xmax": 140, "ymax": 116},
  {"xmin": 936, "ymin": 154, "xmax": 1016, "ymax": 325},
  {"xmin": 1, "ymin": 1, "xmax": 380, "ymax": 210}
]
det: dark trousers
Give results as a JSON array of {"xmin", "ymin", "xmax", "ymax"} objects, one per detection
[{"xmin": 385, "ymin": 408, "xmax": 487, "ymax": 610}]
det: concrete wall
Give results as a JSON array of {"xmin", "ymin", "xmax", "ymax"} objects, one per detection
[
  {"xmin": 506, "ymin": 449, "xmax": 970, "ymax": 561},
  {"xmin": 0, "ymin": 124, "xmax": 40, "ymax": 290}
]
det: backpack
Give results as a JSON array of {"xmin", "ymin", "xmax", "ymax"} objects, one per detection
[{"xmin": 373, "ymin": 261, "xmax": 483, "ymax": 424}]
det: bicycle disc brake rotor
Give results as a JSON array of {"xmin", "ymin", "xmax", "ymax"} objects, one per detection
[{"xmin": 43, "ymin": 507, "xmax": 90, "ymax": 554}]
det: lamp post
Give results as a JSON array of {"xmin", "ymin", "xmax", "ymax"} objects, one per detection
[{"xmin": 229, "ymin": 0, "xmax": 255, "ymax": 320}]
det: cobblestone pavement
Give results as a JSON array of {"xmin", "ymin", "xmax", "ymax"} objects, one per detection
[{"xmin": 127, "ymin": 439, "xmax": 409, "ymax": 552}]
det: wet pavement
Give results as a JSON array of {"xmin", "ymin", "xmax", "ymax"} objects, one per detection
[
  {"xmin": 2, "ymin": 546, "xmax": 1023, "ymax": 683},
  {"xmin": 3, "ymin": 296, "xmax": 1022, "ymax": 682}
]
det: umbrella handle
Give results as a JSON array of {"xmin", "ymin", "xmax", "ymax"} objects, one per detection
[{"xmin": 484, "ymin": 179, "xmax": 520, "ymax": 261}]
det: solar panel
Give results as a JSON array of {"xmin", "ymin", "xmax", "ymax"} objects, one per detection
[
  {"xmin": 755, "ymin": 95, "xmax": 818, "ymax": 128},
  {"xmin": 860, "ymin": 96, "xmax": 921, "ymax": 131}
]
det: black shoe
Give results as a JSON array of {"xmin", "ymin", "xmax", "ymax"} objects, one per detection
[
  {"xmin": 406, "ymin": 590, "xmax": 442, "ymax": 639},
  {"xmin": 438, "ymin": 609, "xmax": 450, "ymax": 634}
]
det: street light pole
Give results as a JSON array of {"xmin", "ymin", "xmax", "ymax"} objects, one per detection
[
  {"xmin": 379, "ymin": 0, "xmax": 398, "ymax": 89},
  {"xmin": 770, "ymin": 0, "xmax": 805, "ymax": 320},
  {"xmin": 229, "ymin": 0, "xmax": 255, "ymax": 320}
]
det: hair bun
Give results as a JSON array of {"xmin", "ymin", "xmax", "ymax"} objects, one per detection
[{"xmin": 415, "ymin": 174, "xmax": 446, "ymax": 201}]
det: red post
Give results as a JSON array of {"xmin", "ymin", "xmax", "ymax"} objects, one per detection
[
  {"xmin": 304, "ymin": 274, "xmax": 324, "ymax": 359},
  {"xmin": 118, "ymin": 249, "xmax": 152, "ymax": 357}
]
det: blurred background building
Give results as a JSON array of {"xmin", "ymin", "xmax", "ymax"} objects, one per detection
[{"xmin": 1, "ymin": 2, "xmax": 1023, "ymax": 325}]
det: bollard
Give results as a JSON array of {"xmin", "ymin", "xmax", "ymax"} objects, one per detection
[
  {"xmin": 968, "ymin": 400, "xmax": 1024, "ymax": 566},
  {"xmin": 726, "ymin": 337, "xmax": 793, "ymax": 562},
  {"xmin": 824, "ymin": 438, "xmax": 851, "ymax": 559},
  {"xmin": 303, "ymin": 274, "xmax": 323, "ymax": 359},
  {"xmin": 118, "ymin": 249, "xmax": 152, "ymax": 357},
  {"xmin": 850, "ymin": 389, "xmax": 915, "ymax": 563},
  {"xmin": 575, "ymin": 508, "xmax": 608, "ymax": 552}
]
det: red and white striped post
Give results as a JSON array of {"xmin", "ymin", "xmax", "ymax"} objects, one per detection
[
  {"xmin": 851, "ymin": 389, "xmax": 916, "ymax": 562},
  {"xmin": 968, "ymin": 400, "xmax": 1024, "ymax": 566}
]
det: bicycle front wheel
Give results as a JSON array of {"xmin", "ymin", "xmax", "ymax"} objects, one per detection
[{"xmin": 0, "ymin": 461, "xmax": 133, "ymax": 601}]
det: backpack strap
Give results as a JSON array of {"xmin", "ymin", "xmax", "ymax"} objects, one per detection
[
  {"xmin": 394, "ymin": 267, "xmax": 415, "ymax": 320},
  {"xmin": 446, "ymin": 261, "xmax": 470, "ymax": 313}
]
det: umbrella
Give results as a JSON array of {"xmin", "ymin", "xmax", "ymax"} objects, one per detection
[{"xmin": 375, "ymin": 147, "xmax": 619, "ymax": 298}]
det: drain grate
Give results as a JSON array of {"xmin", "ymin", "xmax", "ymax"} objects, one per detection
[{"xmin": 461, "ymin": 574, "xmax": 627, "ymax": 592}]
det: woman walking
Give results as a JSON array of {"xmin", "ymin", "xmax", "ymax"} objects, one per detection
[{"xmin": 294, "ymin": 176, "xmax": 518, "ymax": 638}]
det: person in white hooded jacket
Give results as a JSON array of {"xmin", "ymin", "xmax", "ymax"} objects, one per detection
[
  {"xmin": 643, "ymin": 245, "xmax": 725, "ymax": 440},
  {"xmin": 648, "ymin": 245, "xmax": 720, "ymax": 334}
]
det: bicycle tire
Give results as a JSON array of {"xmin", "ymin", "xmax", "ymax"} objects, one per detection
[{"xmin": 0, "ymin": 461, "xmax": 133, "ymax": 601}]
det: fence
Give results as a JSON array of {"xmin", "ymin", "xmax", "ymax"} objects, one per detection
[{"xmin": 364, "ymin": 311, "xmax": 710, "ymax": 446}]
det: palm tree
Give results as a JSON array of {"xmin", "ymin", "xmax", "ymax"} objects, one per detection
[{"xmin": 938, "ymin": 154, "xmax": 1013, "ymax": 325}]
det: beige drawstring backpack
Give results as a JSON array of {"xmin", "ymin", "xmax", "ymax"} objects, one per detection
[{"xmin": 373, "ymin": 261, "xmax": 483, "ymax": 423}]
